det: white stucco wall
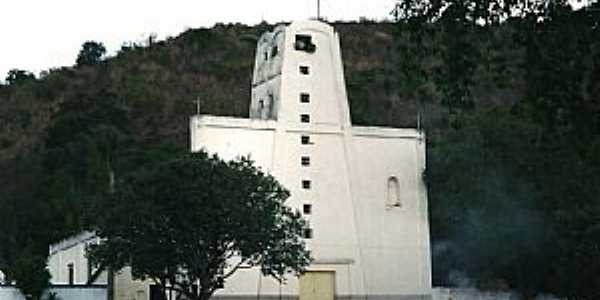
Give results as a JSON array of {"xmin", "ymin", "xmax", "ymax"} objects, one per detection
[
  {"xmin": 0, "ymin": 286, "xmax": 24, "ymax": 300},
  {"xmin": 47, "ymin": 231, "xmax": 107, "ymax": 285},
  {"xmin": 0, "ymin": 286, "xmax": 107, "ymax": 300},
  {"xmin": 349, "ymin": 128, "xmax": 431, "ymax": 295}
]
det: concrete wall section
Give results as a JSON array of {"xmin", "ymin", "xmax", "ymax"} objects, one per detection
[
  {"xmin": 50, "ymin": 286, "xmax": 108, "ymax": 300},
  {"xmin": 190, "ymin": 116, "xmax": 277, "ymax": 169},
  {"xmin": 0, "ymin": 286, "xmax": 107, "ymax": 300},
  {"xmin": 349, "ymin": 129, "xmax": 430, "ymax": 296},
  {"xmin": 273, "ymin": 130, "xmax": 365, "ymax": 296},
  {"xmin": 0, "ymin": 286, "xmax": 25, "ymax": 300}
]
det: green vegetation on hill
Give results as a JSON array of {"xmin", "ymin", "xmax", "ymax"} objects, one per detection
[{"xmin": 0, "ymin": 3, "xmax": 599, "ymax": 298}]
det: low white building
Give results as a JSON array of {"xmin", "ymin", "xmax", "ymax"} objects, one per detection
[
  {"xmin": 47, "ymin": 231, "xmax": 106, "ymax": 285},
  {"xmin": 48, "ymin": 20, "xmax": 432, "ymax": 300}
]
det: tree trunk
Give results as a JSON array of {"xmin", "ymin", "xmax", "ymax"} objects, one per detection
[
  {"xmin": 107, "ymin": 268, "xmax": 114, "ymax": 300},
  {"xmin": 197, "ymin": 286, "xmax": 214, "ymax": 300}
]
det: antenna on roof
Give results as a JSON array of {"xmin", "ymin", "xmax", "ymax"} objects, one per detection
[
  {"xmin": 193, "ymin": 96, "xmax": 201, "ymax": 116},
  {"xmin": 317, "ymin": 0, "xmax": 321, "ymax": 20}
]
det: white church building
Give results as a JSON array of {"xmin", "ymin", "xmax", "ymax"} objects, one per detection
[{"xmin": 47, "ymin": 20, "xmax": 432, "ymax": 300}]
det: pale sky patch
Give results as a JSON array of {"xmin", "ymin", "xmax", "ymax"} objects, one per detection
[{"xmin": 0, "ymin": 0, "xmax": 396, "ymax": 79}]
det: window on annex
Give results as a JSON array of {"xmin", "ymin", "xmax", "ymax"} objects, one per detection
[{"xmin": 67, "ymin": 263, "xmax": 74, "ymax": 285}]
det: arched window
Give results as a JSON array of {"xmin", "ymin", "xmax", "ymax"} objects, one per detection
[{"xmin": 387, "ymin": 176, "xmax": 401, "ymax": 208}]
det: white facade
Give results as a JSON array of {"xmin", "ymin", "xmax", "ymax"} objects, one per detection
[{"xmin": 191, "ymin": 20, "xmax": 432, "ymax": 300}]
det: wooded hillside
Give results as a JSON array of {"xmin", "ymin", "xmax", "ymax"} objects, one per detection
[{"xmin": 0, "ymin": 3, "xmax": 599, "ymax": 298}]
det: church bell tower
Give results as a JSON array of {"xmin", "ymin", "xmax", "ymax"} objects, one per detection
[{"xmin": 249, "ymin": 21, "xmax": 352, "ymax": 129}]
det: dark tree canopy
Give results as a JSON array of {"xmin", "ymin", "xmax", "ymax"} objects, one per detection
[
  {"xmin": 4, "ymin": 69, "xmax": 35, "ymax": 86},
  {"xmin": 88, "ymin": 151, "xmax": 311, "ymax": 300},
  {"xmin": 391, "ymin": 0, "xmax": 600, "ymax": 297},
  {"xmin": 76, "ymin": 41, "xmax": 107, "ymax": 66},
  {"xmin": 11, "ymin": 253, "xmax": 50, "ymax": 300}
]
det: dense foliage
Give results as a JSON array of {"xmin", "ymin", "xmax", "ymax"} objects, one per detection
[
  {"xmin": 392, "ymin": 0, "xmax": 600, "ymax": 298},
  {"xmin": 11, "ymin": 253, "xmax": 50, "ymax": 300},
  {"xmin": 0, "ymin": 3, "xmax": 598, "ymax": 298},
  {"xmin": 4, "ymin": 69, "xmax": 35, "ymax": 86},
  {"xmin": 88, "ymin": 151, "xmax": 310, "ymax": 300},
  {"xmin": 76, "ymin": 41, "xmax": 107, "ymax": 66}
]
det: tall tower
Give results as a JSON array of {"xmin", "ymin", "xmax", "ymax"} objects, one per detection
[{"xmin": 249, "ymin": 21, "xmax": 351, "ymax": 128}]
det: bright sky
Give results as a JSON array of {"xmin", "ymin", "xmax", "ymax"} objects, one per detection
[{"xmin": 0, "ymin": 0, "xmax": 395, "ymax": 80}]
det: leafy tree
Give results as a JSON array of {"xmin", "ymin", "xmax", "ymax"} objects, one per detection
[
  {"xmin": 88, "ymin": 151, "xmax": 311, "ymax": 300},
  {"xmin": 5, "ymin": 69, "xmax": 35, "ymax": 85},
  {"xmin": 76, "ymin": 41, "xmax": 107, "ymax": 66},
  {"xmin": 11, "ymin": 252, "xmax": 51, "ymax": 300}
]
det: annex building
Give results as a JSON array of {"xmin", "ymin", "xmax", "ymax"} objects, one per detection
[{"xmin": 47, "ymin": 20, "xmax": 432, "ymax": 300}]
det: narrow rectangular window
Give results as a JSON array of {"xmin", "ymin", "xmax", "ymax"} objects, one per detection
[
  {"xmin": 302, "ymin": 180, "xmax": 311, "ymax": 189},
  {"xmin": 301, "ymin": 156, "xmax": 310, "ymax": 166},
  {"xmin": 300, "ymin": 93, "xmax": 310, "ymax": 103},
  {"xmin": 67, "ymin": 263, "xmax": 74, "ymax": 285},
  {"xmin": 299, "ymin": 65, "xmax": 310, "ymax": 75},
  {"xmin": 303, "ymin": 204, "xmax": 312, "ymax": 215},
  {"xmin": 301, "ymin": 135, "xmax": 311, "ymax": 145},
  {"xmin": 300, "ymin": 114, "xmax": 310, "ymax": 123}
]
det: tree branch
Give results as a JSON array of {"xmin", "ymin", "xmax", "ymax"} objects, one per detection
[
  {"xmin": 86, "ymin": 262, "xmax": 106, "ymax": 284},
  {"xmin": 222, "ymin": 259, "xmax": 248, "ymax": 280}
]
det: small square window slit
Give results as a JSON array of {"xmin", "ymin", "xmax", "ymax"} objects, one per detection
[
  {"xmin": 299, "ymin": 66, "xmax": 310, "ymax": 75},
  {"xmin": 300, "ymin": 114, "xmax": 310, "ymax": 123}
]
